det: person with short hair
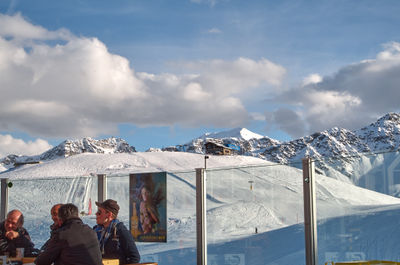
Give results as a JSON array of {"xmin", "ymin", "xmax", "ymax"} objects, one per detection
[
  {"xmin": 0, "ymin": 209, "xmax": 35, "ymax": 257},
  {"xmin": 35, "ymin": 203, "xmax": 102, "ymax": 265},
  {"xmin": 94, "ymin": 199, "xmax": 140, "ymax": 264},
  {"xmin": 40, "ymin": 203, "xmax": 63, "ymax": 252}
]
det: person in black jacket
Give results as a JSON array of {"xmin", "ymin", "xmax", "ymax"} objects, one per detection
[
  {"xmin": 35, "ymin": 203, "xmax": 102, "ymax": 265},
  {"xmin": 94, "ymin": 199, "xmax": 140, "ymax": 264},
  {"xmin": 0, "ymin": 209, "xmax": 36, "ymax": 257},
  {"xmin": 40, "ymin": 203, "xmax": 62, "ymax": 252}
]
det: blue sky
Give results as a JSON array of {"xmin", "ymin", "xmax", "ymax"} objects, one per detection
[{"xmin": 1, "ymin": 0, "xmax": 400, "ymax": 155}]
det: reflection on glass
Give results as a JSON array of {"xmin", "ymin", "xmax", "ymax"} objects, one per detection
[
  {"xmin": 316, "ymin": 151, "xmax": 400, "ymax": 264},
  {"xmin": 206, "ymin": 163, "xmax": 305, "ymax": 265},
  {"xmin": 8, "ymin": 176, "xmax": 98, "ymax": 249},
  {"xmin": 10, "ymin": 151, "xmax": 400, "ymax": 265}
]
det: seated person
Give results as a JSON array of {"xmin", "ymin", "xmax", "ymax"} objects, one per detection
[
  {"xmin": 35, "ymin": 203, "xmax": 102, "ymax": 265},
  {"xmin": 0, "ymin": 209, "xmax": 36, "ymax": 257},
  {"xmin": 94, "ymin": 199, "xmax": 140, "ymax": 264},
  {"xmin": 40, "ymin": 203, "xmax": 62, "ymax": 252}
]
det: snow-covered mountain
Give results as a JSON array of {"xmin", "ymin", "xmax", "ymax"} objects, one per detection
[
  {"xmin": 2, "ymin": 113, "xmax": 400, "ymax": 189},
  {"xmin": 0, "ymin": 137, "xmax": 136, "ymax": 171},
  {"xmin": 201, "ymin": 127, "xmax": 264, "ymax": 141},
  {"xmin": 162, "ymin": 127, "xmax": 280, "ymax": 155},
  {"xmin": 167, "ymin": 113, "xmax": 400, "ymax": 161},
  {"xmin": 42, "ymin": 137, "xmax": 136, "ymax": 158},
  {"xmin": 163, "ymin": 113, "xmax": 400, "ymax": 187}
]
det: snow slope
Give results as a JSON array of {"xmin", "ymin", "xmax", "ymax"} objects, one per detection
[{"xmin": 0, "ymin": 152, "xmax": 271, "ymax": 179}]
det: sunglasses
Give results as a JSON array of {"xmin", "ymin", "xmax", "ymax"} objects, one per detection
[{"xmin": 96, "ymin": 210, "xmax": 110, "ymax": 215}]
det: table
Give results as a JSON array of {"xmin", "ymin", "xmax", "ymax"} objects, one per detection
[
  {"xmin": 16, "ymin": 257, "xmax": 119, "ymax": 264},
  {"xmin": 103, "ymin": 259, "xmax": 120, "ymax": 265}
]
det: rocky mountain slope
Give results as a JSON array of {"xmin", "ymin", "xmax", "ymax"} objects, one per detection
[
  {"xmin": 0, "ymin": 137, "xmax": 136, "ymax": 171},
  {"xmin": 170, "ymin": 113, "xmax": 400, "ymax": 159},
  {"xmin": 163, "ymin": 113, "xmax": 400, "ymax": 185},
  {"xmin": 161, "ymin": 127, "xmax": 281, "ymax": 156}
]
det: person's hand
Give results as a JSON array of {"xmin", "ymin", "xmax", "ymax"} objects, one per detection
[{"xmin": 5, "ymin": 230, "xmax": 19, "ymax": 240}]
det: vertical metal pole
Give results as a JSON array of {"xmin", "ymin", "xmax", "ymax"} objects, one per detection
[
  {"xmin": 204, "ymin": 155, "xmax": 209, "ymax": 169},
  {"xmin": 196, "ymin": 168, "xmax": 207, "ymax": 265},
  {"xmin": 97, "ymin": 174, "xmax": 107, "ymax": 203},
  {"xmin": 1, "ymin": 179, "xmax": 9, "ymax": 221},
  {"xmin": 303, "ymin": 158, "xmax": 318, "ymax": 265}
]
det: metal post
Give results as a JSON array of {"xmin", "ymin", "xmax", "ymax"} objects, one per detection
[
  {"xmin": 196, "ymin": 168, "xmax": 207, "ymax": 265},
  {"xmin": 204, "ymin": 155, "xmax": 209, "ymax": 169},
  {"xmin": 1, "ymin": 179, "xmax": 9, "ymax": 221},
  {"xmin": 97, "ymin": 174, "xmax": 107, "ymax": 203},
  {"xmin": 303, "ymin": 158, "xmax": 318, "ymax": 265}
]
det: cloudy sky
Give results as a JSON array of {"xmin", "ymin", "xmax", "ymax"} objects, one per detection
[{"xmin": 0, "ymin": 0, "xmax": 400, "ymax": 155}]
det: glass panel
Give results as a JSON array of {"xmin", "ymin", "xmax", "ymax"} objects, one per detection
[
  {"xmin": 107, "ymin": 171, "xmax": 197, "ymax": 265},
  {"xmin": 206, "ymin": 162, "xmax": 305, "ymax": 265},
  {"xmin": 316, "ymin": 151, "xmax": 400, "ymax": 264},
  {"xmin": 8, "ymin": 176, "xmax": 98, "ymax": 250}
]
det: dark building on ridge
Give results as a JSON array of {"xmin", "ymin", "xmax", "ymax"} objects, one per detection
[{"xmin": 204, "ymin": 141, "xmax": 234, "ymax": 155}]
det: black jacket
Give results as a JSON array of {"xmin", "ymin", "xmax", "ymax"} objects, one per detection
[
  {"xmin": 40, "ymin": 223, "xmax": 59, "ymax": 252},
  {"xmin": 0, "ymin": 221, "xmax": 35, "ymax": 257},
  {"xmin": 35, "ymin": 217, "xmax": 102, "ymax": 265},
  {"xmin": 94, "ymin": 222, "xmax": 140, "ymax": 264}
]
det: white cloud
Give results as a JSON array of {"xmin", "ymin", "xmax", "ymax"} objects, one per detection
[
  {"xmin": 302, "ymin": 73, "xmax": 322, "ymax": 87},
  {"xmin": 269, "ymin": 42, "xmax": 400, "ymax": 138},
  {"xmin": 306, "ymin": 90, "xmax": 362, "ymax": 117},
  {"xmin": 0, "ymin": 134, "xmax": 52, "ymax": 157},
  {"xmin": 0, "ymin": 13, "xmax": 71, "ymax": 41},
  {"xmin": 183, "ymin": 83, "xmax": 211, "ymax": 101},
  {"xmin": 181, "ymin": 57, "xmax": 286, "ymax": 95},
  {"xmin": 0, "ymin": 13, "xmax": 285, "ymax": 138}
]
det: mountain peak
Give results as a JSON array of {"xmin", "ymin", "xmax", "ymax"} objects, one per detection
[
  {"xmin": 39, "ymin": 137, "xmax": 136, "ymax": 160},
  {"xmin": 202, "ymin": 127, "xmax": 264, "ymax": 141},
  {"xmin": 380, "ymin": 112, "xmax": 400, "ymax": 122},
  {"xmin": 354, "ymin": 112, "xmax": 400, "ymax": 151},
  {"xmin": 360, "ymin": 112, "xmax": 400, "ymax": 130}
]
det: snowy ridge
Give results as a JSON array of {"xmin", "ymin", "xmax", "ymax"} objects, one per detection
[
  {"xmin": 163, "ymin": 128, "xmax": 280, "ymax": 156},
  {"xmin": 166, "ymin": 113, "xmax": 400, "ymax": 162},
  {"xmin": 0, "ymin": 137, "xmax": 136, "ymax": 170},
  {"xmin": 201, "ymin": 127, "xmax": 264, "ymax": 141},
  {"xmin": 259, "ymin": 113, "xmax": 400, "ymax": 182},
  {"xmin": 0, "ymin": 152, "xmax": 271, "ymax": 179},
  {"xmin": 356, "ymin": 113, "xmax": 400, "ymax": 150},
  {"xmin": 162, "ymin": 113, "xmax": 400, "ymax": 185},
  {"xmin": 40, "ymin": 137, "xmax": 136, "ymax": 160}
]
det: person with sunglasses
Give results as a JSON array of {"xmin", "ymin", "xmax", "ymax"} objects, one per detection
[{"xmin": 94, "ymin": 199, "xmax": 140, "ymax": 264}]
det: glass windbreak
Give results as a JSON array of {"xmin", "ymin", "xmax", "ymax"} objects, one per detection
[
  {"xmin": 107, "ymin": 171, "xmax": 197, "ymax": 265},
  {"xmin": 316, "ymin": 150, "xmax": 400, "ymax": 264},
  {"xmin": 8, "ymin": 176, "xmax": 98, "ymax": 250},
  {"xmin": 206, "ymin": 163, "xmax": 305, "ymax": 265}
]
